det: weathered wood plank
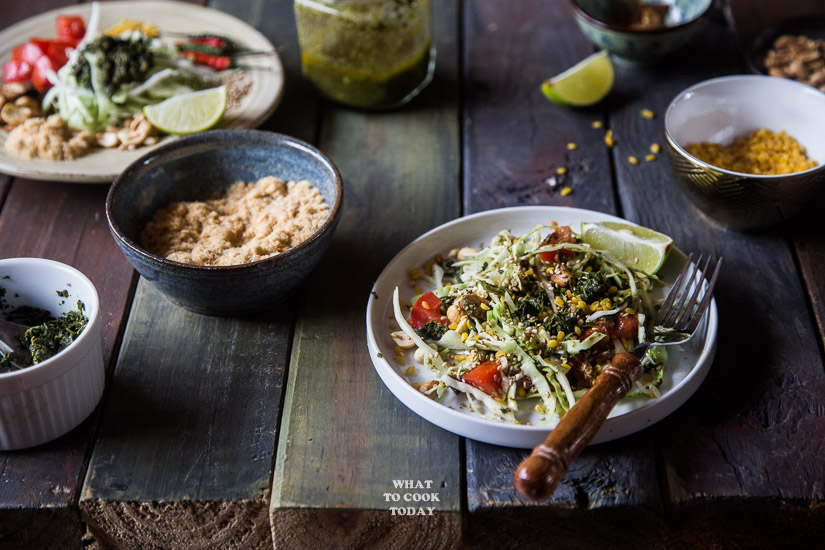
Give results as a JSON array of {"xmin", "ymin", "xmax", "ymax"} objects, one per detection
[
  {"xmin": 462, "ymin": 2, "xmax": 662, "ymax": 548},
  {"xmin": 76, "ymin": 0, "xmax": 316, "ymax": 547},
  {"xmin": 269, "ymin": 1, "xmax": 463, "ymax": 548},
  {"xmin": 724, "ymin": 0, "xmax": 825, "ymax": 352},
  {"xmin": 79, "ymin": 279, "xmax": 289, "ymax": 549},
  {"xmin": 609, "ymin": 4, "xmax": 825, "ymax": 547},
  {"xmin": 0, "ymin": 1, "xmax": 209, "ymax": 547},
  {"xmin": 0, "ymin": 181, "xmax": 136, "ymax": 550}
]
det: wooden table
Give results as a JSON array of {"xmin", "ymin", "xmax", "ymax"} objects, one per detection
[{"xmin": 2, "ymin": 1, "xmax": 824, "ymax": 548}]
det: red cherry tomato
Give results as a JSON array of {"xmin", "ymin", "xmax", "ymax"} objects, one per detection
[
  {"xmin": 31, "ymin": 55, "xmax": 57, "ymax": 91},
  {"xmin": 3, "ymin": 60, "xmax": 33, "ymax": 82},
  {"xmin": 463, "ymin": 360, "xmax": 502, "ymax": 397},
  {"xmin": 613, "ymin": 313, "xmax": 639, "ymax": 339},
  {"xmin": 409, "ymin": 292, "xmax": 449, "ymax": 330},
  {"xmin": 539, "ymin": 225, "xmax": 576, "ymax": 263},
  {"xmin": 56, "ymin": 15, "xmax": 86, "ymax": 47},
  {"xmin": 11, "ymin": 40, "xmax": 70, "ymax": 70},
  {"xmin": 579, "ymin": 322, "xmax": 612, "ymax": 352}
]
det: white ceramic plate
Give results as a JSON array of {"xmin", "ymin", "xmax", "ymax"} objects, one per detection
[
  {"xmin": 0, "ymin": 1, "xmax": 284, "ymax": 183},
  {"xmin": 365, "ymin": 206, "xmax": 718, "ymax": 449}
]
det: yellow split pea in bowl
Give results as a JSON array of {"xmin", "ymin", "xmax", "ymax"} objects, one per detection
[{"xmin": 664, "ymin": 75, "xmax": 825, "ymax": 230}]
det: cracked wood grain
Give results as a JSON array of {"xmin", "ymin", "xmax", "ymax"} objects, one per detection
[{"xmin": 82, "ymin": 500, "xmax": 270, "ymax": 550}]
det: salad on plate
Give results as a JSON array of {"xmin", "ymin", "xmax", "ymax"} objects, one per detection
[
  {"xmin": 389, "ymin": 221, "xmax": 673, "ymax": 427},
  {"xmin": 1, "ymin": 1, "xmax": 261, "ymax": 159}
]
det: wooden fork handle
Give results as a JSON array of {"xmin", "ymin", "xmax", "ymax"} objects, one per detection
[{"xmin": 513, "ymin": 352, "xmax": 644, "ymax": 501}]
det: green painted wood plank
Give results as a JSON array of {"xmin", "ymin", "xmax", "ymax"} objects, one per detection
[
  {"xmin": 79, "ymin": 278, "xmax": 291, "ymax": 549},
  {"xmin": 269, "ymin": 2, "xmax": 464, "ymax": 548}
]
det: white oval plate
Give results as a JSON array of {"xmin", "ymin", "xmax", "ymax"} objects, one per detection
[
  {"xmin": 0, "ymin": 1, "xmax": 284, "ymax": 183},
  {"xmin": 365, "ymin": 206, "xmax": 718, "ymax": 449}
]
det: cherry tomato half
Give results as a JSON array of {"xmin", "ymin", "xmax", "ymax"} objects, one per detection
[
  {"xmin": 539, "ymin": 225, "xmax": 576, "ymax": 263},
  {"xmin": 56, "ymin": 15, "xmax": 86, "ymax": 47},
  {"xmin": 409, "ymin": 292, "xmax": 449, "ymax": 330},
  {"xmin": 463, "ymin": 360, "xmax": 502, "ymax": 397}
]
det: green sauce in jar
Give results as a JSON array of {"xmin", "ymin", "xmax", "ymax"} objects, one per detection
[{"xmin": 295, "ymin": 0, "xmax": 435, "ymax": 109}]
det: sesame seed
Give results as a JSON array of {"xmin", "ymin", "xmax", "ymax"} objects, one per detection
[
  {"xmin": 650, "ymin": 143, "xmax": 661, "ymax": 154},
  {"xmin": 592, "ymin": 120, "xmax": 603, "ymax": 129},
  {"xmin": 641, "ymin": 108, "xmax": 655, "ymax": 119},
  {"xmin": 645, "ymin": 154, "xmax": 656, "ymax": 162},
  {"xmin": 567, "ymin": 142, "xmax": 578, "ymax": 150},
  {"xmin": 628, "ymin": 155, "xmax": 639, "ymax": 165},
  {"xmin": 556, "ymin": 166, "xmax": 567, "ymax": 175},
  {"xmin": 561, "ymin": 187, "xmax": 572, "ymax": 196}
]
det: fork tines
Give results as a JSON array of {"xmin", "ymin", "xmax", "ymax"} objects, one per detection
[{"xmin": 655, "ymin": 254, "xmax": 723, "ymax": 333}]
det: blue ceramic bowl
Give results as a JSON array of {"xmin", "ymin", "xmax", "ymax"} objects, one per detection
[
  {"xmin": 570, "ymin": 0, "xmax": 712, "ymax": 65},
  {"xmin": 106, "ymin": 130, "xmax": 343, "ymax": 316}
]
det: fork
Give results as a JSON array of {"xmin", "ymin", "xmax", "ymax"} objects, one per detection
[{"xmin": 513, "ymin": 254, "xmax": 722, "ymax": 501}]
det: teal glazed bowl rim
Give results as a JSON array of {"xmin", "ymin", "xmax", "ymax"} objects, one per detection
[
  {"xmin": 569, "ymin": 0, "xmax": 713, "ymax": 36},
  {"xmin": 105, "ymin": 129, "xmax": 344, "ymax": 274}
]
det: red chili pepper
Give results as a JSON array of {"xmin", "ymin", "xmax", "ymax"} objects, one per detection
[
  {"xmin": 179, "ymin": 49, "xmax": 232, "ymax": 70},
  {"xmin": 189, "ymin": 36, "xmax": 228, "ymax": 50}
]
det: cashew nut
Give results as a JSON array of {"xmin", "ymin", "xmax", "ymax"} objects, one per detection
[{"xmin": 390, "ymin": 330, "xmax": 415, "ymax": 349}]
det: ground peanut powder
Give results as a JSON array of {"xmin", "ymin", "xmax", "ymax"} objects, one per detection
[
  {"xmin": 141, "ymin": 176, "xmax": 329, "ymax": 266},
  {"xmin": 5, "ymin": 115, "xmax": 93, "ymax": 160}
]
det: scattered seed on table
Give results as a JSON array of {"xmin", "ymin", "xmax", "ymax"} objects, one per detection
[
  {"xmin": 641, "ymin": 108, "xmax": 655, "ymax": 119},
  {"xmin": 650, "ymin": 143, "xmax": 661, "ymax": 153},
  {"xmin": 592, "ymin": 120, "xmax": 603, "ymax": 129},
  {"xmin": 605, "ymin": 129, "xmax": 615, "ymax": 148},
  {"xmin": 567, "ymin": 142, "xmax": 578, "ymax": 150},
  {"xmin": 628, "ymin": 155, "xmax": 639, "ymax": 165},
  {"xmin": 556, "ymin": 166, "xmax": 567, "ymax": 175},
  {"xmin": 561, "ymin": 187, "xmax": 573, "ymax": 196},
  {"xmin": 645, "ymin": 154, "xmax": 656, "ymax": 162}
]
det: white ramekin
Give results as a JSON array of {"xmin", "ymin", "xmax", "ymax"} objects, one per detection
[{"xmin": 0, "ymin": 258, "xmax": 104, "ymax": 450}]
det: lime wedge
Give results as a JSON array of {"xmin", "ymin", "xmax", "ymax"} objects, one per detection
[
  {"xmin": 581, "ymin": 221, "xmax": 673, "ymax": 275},
  {"xmin": 541, "ymin": 51, "xmax": 614, "ymax": 107},
  {"xmin": 144, "ymin": 86, "xmax": 227, "ymax": 135}
]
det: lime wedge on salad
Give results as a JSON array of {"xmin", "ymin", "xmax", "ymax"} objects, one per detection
[
  {"xmin": 144, "ymin": 86, "xmax": 227, "ymax": 135},
  {"xmin": 541, "ymin": 51, "xmax": 614, "ymax": 107},
  {"xmin": 581, "ymin": 221, "xmax": 673, "ymax": 275}
]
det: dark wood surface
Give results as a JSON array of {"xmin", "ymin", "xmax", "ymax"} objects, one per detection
[{"xmin": 1, "ymin": 0, "xmax": 824, "ymax": 549}]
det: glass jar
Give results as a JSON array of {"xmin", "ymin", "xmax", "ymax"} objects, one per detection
[{"xmin": 294, "ymin": 0, "xmax": 435, "ymax": 110}]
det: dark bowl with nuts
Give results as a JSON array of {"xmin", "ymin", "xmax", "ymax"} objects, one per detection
[{"xmin": 747, "ymin": 15, "xmax": 825, "ymax": 91}]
